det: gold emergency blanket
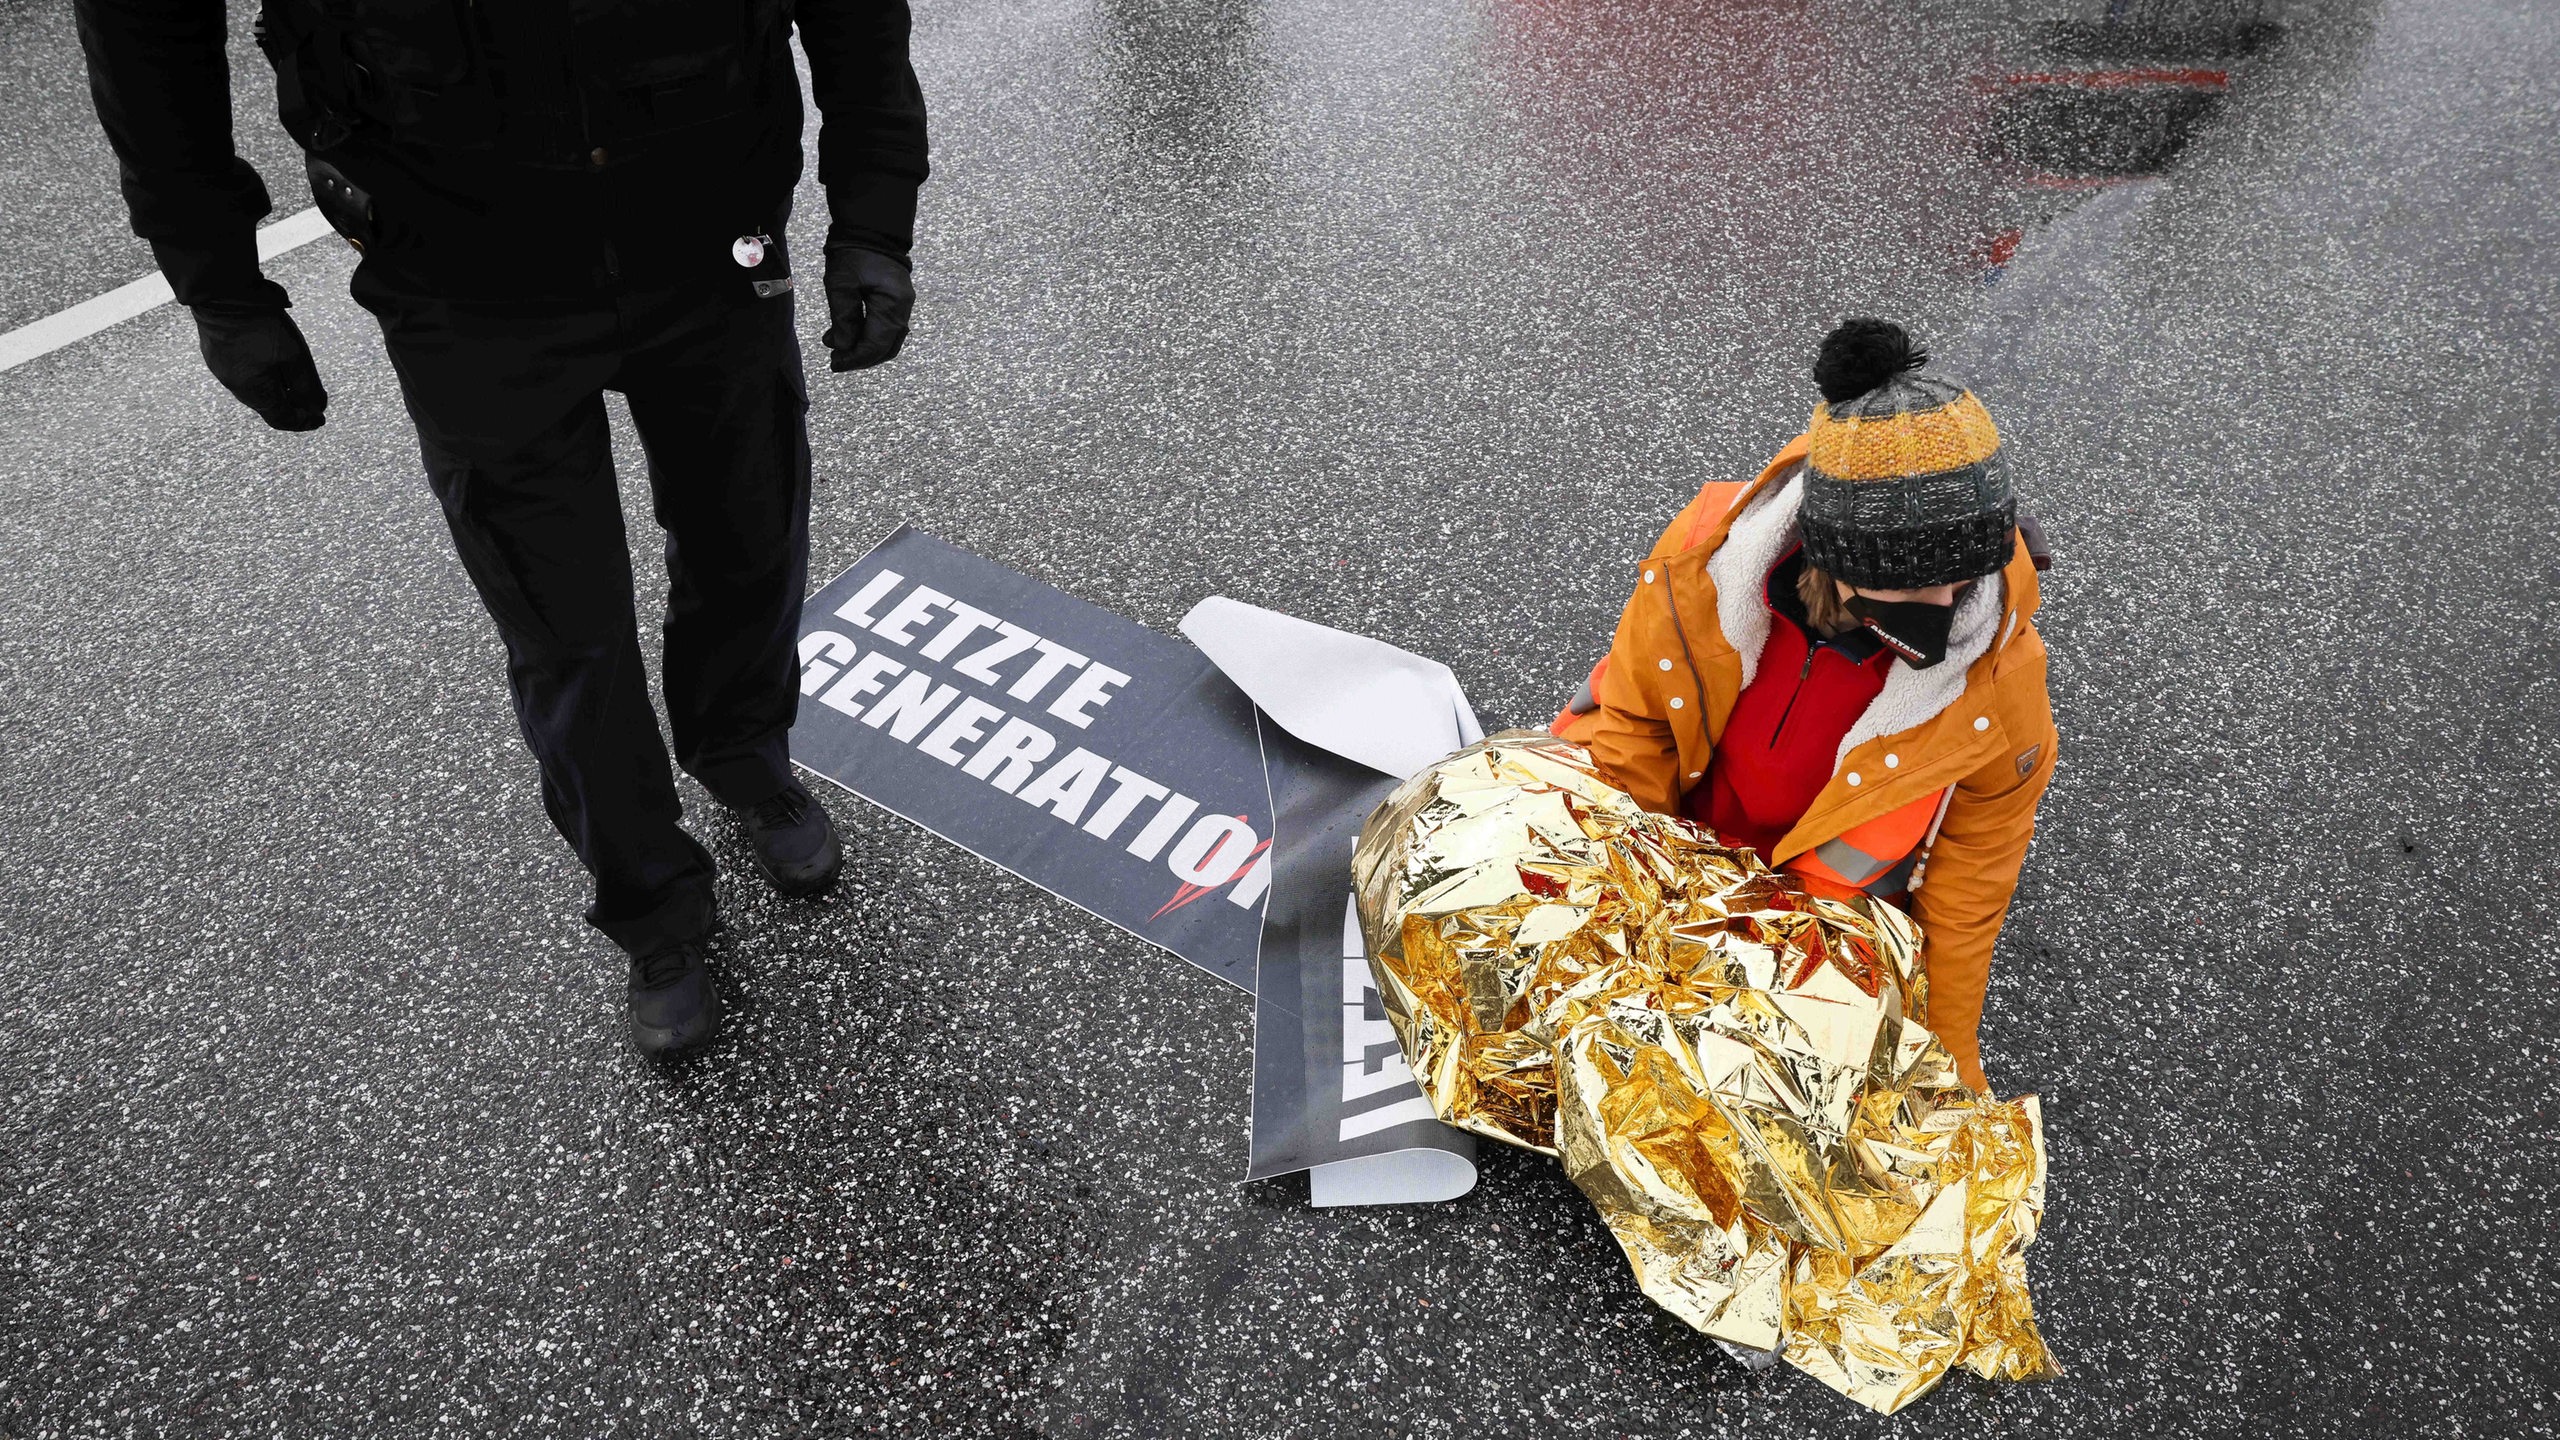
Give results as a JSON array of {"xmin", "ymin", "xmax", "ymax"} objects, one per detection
[{"xmin": 1351, "ymin": 733, "xmax": 2058, "ymax": 1413}]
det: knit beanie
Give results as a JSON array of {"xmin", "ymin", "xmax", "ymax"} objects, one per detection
[{"xmin": 1797, "ymin": 318, "xmax": 2017, "ymax": 590}]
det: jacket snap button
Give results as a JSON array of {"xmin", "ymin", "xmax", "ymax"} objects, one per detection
[
  {"xmin": 590, "ymin": 147, "xmax": 609, "ymax": 166},
  {"xmin": 1643, "ymin": 569, "xmax": 1656, "ymax": 584},
  {"xmin": 1973, "ymin": 716, "xmax": 1990, "ymax": 731},
  {"xmin": 1884, "ymin": 753, "xmax": 1899, "ymax": 769},
  {"xmin": 1669, "ymin": 697, "xmax": 1684, "ymax": 710},
  {"xmin": 1657, "ymin": 658, "xmax": 1673, "ymax": 671},
  {"xmin": 1846, "ymin": 772, "xmax": 1862, "ymax": 787}
]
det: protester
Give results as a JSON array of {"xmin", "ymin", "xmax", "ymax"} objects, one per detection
[
  {"xmin": 73, "ymin": 0, "xmax": 930, "ymax": 1054},
  {"xmin": 1553, "ymin": 319, "xmax": 2058, "ymax": 1091}
]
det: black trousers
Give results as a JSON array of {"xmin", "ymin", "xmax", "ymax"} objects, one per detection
[{"xmin": 353, "ymin": 261, "xmax": 812, "ymax": 957}]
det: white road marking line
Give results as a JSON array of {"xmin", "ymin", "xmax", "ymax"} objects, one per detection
[
  {"xmin": 253, "ymin": 206, "xmax": 339, "ymax": 260},
  {"xmin": 0, "ymin": 207, "xmax": 339, "ymax": 375}
]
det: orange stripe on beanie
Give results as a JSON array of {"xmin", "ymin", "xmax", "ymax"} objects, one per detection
[{"xmin": 1805, "ymin": 319, "xmax": 2002, "ymax": 482}]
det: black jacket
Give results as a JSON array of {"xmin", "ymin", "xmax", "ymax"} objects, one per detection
[{"xmin": 74, "ymin": 0, "xmax": 928, "ymax": 305}]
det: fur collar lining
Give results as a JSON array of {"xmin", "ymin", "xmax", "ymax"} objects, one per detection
[
  {"xmin": 1704, "ymin": 469, "xmax": 1803, "ymax": 691},
  {"xmin": 1701, "ymin": 466, "xmax": 2007, "ymax": 767}
]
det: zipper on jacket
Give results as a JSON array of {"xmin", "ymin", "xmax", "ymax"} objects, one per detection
[{"xmin": 1767, "ymin": 647, "xmax": 1819, "ymax": 748}]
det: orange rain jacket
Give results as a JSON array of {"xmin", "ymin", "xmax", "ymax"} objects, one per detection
[{"xmin": 1553, "ymin": 434, "xmax": 2059, "ymax": 1093}]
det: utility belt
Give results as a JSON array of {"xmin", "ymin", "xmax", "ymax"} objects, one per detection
[{"xmin": 307, "ymin": 144, "xmax": 799, "ymax": 306}]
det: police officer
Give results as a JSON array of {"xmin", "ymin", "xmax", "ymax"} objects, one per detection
[{"xmin": 73, "ymin": 0, "xmax": 929, "ymax": 1055}]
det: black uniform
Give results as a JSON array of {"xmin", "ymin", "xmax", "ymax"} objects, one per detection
[{"xmin": 75, "ymin": 0, "xmax": 928, "ymax": 958}]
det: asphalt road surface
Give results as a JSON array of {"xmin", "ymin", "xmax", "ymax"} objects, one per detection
[{"xmin": 3, "ymin": 0, "xmax": 2554, "ymax": 1436}]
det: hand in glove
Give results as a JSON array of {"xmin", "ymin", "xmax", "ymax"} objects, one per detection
[
  {"xmin": 192, "ymin": 303, "xmax": 329, "ymax": 431},
  {"xmin": 820, "ymin": 243, "xmax": 914, "ymax": 372}
]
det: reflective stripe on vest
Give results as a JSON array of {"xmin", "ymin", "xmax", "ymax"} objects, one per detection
[{"xmin": 1784, "ymin": 786, "xmax": 1948, "ymax": 901}]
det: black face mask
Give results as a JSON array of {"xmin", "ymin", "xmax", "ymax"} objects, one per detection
[{"xmin": 1846, "ymin": 594, "xmax": 1957, "ymax": 668}]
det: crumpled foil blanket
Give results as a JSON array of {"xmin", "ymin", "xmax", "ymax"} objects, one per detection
[{"xmin": 1351, "ymin": 733, "xmax": 2059, "ymax": 1413}]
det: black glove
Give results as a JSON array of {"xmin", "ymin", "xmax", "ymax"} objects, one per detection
[
  {"xmin": 820, "ymin": 242, "xmax": 914, "ymax": 372},
  {"xmin": 192, "ymin": 303, "xmax": 328, "ymax": 431}
]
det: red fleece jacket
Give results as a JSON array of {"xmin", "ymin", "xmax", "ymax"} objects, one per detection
[{"xmin": 1689, "ymin": 552, "xmax": 1893, "ymax": 863}]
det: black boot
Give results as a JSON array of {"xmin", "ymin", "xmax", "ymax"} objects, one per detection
[
  {"xmin": 628, "ymin": 939, "xmax": 721, "ymax": 1055},
  {"xmin": 730, "ymin": 779, "xmax": 843, "ymax": 896}
]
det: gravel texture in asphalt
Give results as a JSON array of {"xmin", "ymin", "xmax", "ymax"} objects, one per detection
[{"xmin": 1, "ymin": 0, "xmax": 2554, "ymax": 1436}]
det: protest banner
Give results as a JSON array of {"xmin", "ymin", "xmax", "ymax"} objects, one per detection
[
  {"xmin": 792, "ymin": 527, "xmax": 1270, "ymax": 991},
  {"xmin": 1243, "ymin": 723, "xmax": 1476, "ymax": 1202},
  {"xmin": 792, "ymin": 533, "xmax": 1475, "ymax": 1203},
  {"xmin": 1181, "ymin": 597, "xmax": 1483, "ymax": 1204}
]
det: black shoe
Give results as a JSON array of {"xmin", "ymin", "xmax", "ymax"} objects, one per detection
[
  {"xmin": 628, "ymin": 939, "xmax": 721, "ymax": 1055},
  {"xmin": 730, "ymin": 779, "xmax": 843, "ymax": 897}
]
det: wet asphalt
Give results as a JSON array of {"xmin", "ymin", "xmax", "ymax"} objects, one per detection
[{"xmin": 2, "ymin": 0, "xmax": 2556, "ymax": 1436}]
